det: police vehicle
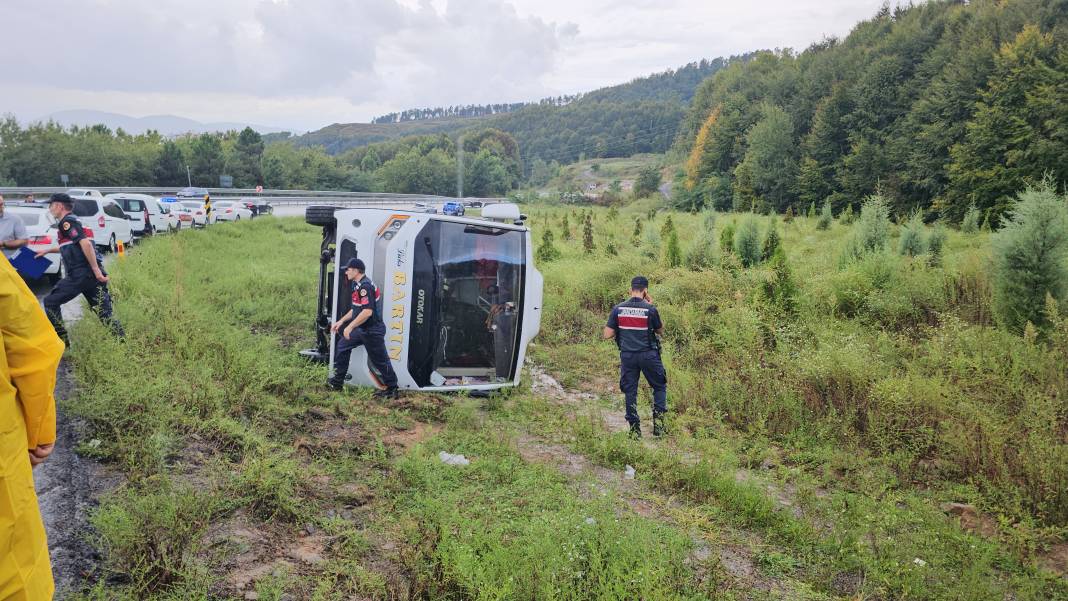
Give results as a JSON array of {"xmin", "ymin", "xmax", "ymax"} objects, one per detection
[{"xmin": 301, "ymin": 203, "xmax": 542, "ymax": 393}]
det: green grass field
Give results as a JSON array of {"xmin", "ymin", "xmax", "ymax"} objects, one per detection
[{"xmin": 60, "ymin": 209, "xmax": 1068, "ymax": 600}]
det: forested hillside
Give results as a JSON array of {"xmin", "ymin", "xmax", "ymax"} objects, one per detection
[
  {"xmin": 677, "ymin": 0, "xmax": 1068, "ymax": 223},
  {"xmin": 289, "ymin": 56, "xmax": 739, "ymax": 162},
  {"xmin": 580, "ymin": 57, "xmax": 742, "ymax": 104}
]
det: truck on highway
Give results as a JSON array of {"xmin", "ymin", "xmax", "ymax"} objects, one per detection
[{"xmin": 301, "ymin": 203, "xmax": 542, "ymax": 393}]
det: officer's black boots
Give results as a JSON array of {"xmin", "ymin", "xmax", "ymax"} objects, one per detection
[
  {"xmin": 628, "ymin": 422, "xmax": 642, "ymax": 439},
  {"xmin": 373, "ymin": 387, "xmax": 399, "ymax": 399},
  {"xmin": 327, "ymin": 380, "xmax": 343, "ymax": 391},
  {"xmin": 652, "ymin": 414, "xmax": 666, "ymax": 438}
]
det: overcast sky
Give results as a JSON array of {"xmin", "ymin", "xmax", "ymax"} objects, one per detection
[{"xmin": 2, "ymin": 0, "xmax": 901, "ymax": 132}]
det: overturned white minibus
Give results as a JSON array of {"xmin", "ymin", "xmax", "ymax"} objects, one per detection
[{"xmin": 301, "ymin": 203, "xmax": 543, "ymax": 392}]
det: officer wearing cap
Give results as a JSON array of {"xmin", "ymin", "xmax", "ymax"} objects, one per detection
[
  {"xmin": 603, "ymin": 275, "xmax": 667, "ymax": 438},
  {"xmin": 34, "ymin": 193, "xmax": 124, "ymax": 345},
  {"xmin": 329, "ymin": 258, "xmax": 399, "ymax": 398}
]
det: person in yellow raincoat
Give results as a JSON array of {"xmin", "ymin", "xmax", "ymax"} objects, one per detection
[{"xmin": 1, "ymin": 257, "xmax": 64, "ymax": 599}]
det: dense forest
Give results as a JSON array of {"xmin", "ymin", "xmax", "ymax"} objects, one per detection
[
  {"xmin": 676, "ymin": 0, "xmax": 1068, "ymax": 223},
  {"xmin": 580, "ymin": 57, "xmax": 746, "ymax": 104}
]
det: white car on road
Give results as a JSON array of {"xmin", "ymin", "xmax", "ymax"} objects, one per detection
[
  {"xmin": 66, "ymin": 188, "xmax": 105, "ymax": 199},
  {"xmin": 212, "ymin": 201, "xmax": 253, "ymax": 222},
  {"xmin": 70, "ymin": 196, "xmax": 134, "ymax": 252},
  {"xmin": 5, "ymin": 204, "xmax": 62, "ymax": 281},
  {"xmin": 180, "ymin": 201, "xmax": 217, "ymax": 227},
  {"xmin": 154, "ymin": 200, "xmax": 181, "ymax": 231}
]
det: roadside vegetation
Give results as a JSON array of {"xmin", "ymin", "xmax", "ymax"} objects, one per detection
[{"xmin": 57, "ymin": 176, "xmax": 1068, "ymax": 599}]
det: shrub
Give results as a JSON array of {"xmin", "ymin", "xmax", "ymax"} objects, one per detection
[
  {"xmin": 602, "ymin": 232, "xmax": 619, "ymax": 256},
  {"xmin": 661, "ymin": 214, "xmax": 676, "ymax": 237},
  {"xmin": 642, "ymin": 224, "xmax": 661, "ymax": 259},
  {"xmin": 685, "ymin": 231, "xmax": 717, "ymax": 269},
  {"xmin": 634, "ymin": 165, "xmax": 662, "ymax": 198},
  {"xmin": 719, "ymin": 222, "xmax": 736, "ymax": 254},
  {"xmin": 841, "ymin": 203, "xmax": 856, "ymax": 224},
  {"xmin": 816, "ymin": 201, "xmax": 832, "ymax": 230},
  {"xmin": 926, "ymin": 223, "xmax": 947, "ymax": 266},
  {"xmin": 702, "ymin": 210, "xmax": 716, "ymax": 231},
  {"xmin": 761, "ymin": 218, "xmax": 781, "ymax": 262},
  {"xmin": 733, "ymin": 215, "xmax": 763, "ymax": 268},
  {"xmin": 842, "ymin": 194, "xmax": 891, "ymax": 262},
  {"xmin": 898, "ymin": 211, "xmax": 927, "ymax": 257},
  {"xmin": 561, "ymin": 214, "xmax": 571, "ymax": 240},
  {"xmin": 807, "ymin": 202, "xmax": 816, "ymax": 218},
  {"xmin": 665, "ymin": 230, "xmax": 682, "ymax": 267},
  {"xmin": 961, "ymin": 203, "xmax": 980, "ymax": 233},
  {"xmin": 783, "ymin": 205, "xmax": 794, "ymax": 223},
  {"xmin": 582, "ymin": 214, "xmax": 595, "ymax": 254},
  {"xmin": 536, "ymin": 229, "xmax": 561, "ymax": 263},
  {"xmin": 761, "ymin": 246, "xmax": 797, "ymax": 313},
  {"xmin": 991, "ymin": 181, "xmax": 1068, "ymax": 334},
  {"xmin": 632, "ymin": 217, "xmax": 643, "ymax": 244}
]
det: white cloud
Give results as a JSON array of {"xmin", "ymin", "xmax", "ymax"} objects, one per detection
[{"xmin": 1, "ymin": 0, "xmax": 905, "ymax": 130}]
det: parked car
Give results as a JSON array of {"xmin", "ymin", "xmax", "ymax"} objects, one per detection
[
  {"xmin": 154, "ymin": 199, "xmax": 181, "ymax": 232},
  {"xmin": 4, "ymin": 204, "xmax": 61, "ymax": 281},
  {"xmin": 413, "ymin": 202, "xmax": 437, "ymax": 214},
  {"xmin": 106, "ymin": 193, "xmax": 160, "ymax": 236},
  {"xmin": 68, "ymin": 196, "xmax": 134, "ymax": 252},
  {"xmin": 180, "ymin": 200, "xmax": 217, "ymax": 227},
  {"xmin": 212, "ymin": 201, "xmax": 253, "ymax": 222},
  {"xmin": 442, "ymin": 201, "xmax": 465, "ymax": 217},
  {"xmin": 464, "ymin": 200, "xmax": 484, "ymax": 208},
  {"xmin": 165, "ymin": 202, "xmax": 195, "ymax": 229},
  {"xmin": 176, "ymin": 187, "xmax": 210, "ymax": 198},
  {"xmin": 66, "ymin": 188, "xmax": 104, "ymax": 199}
]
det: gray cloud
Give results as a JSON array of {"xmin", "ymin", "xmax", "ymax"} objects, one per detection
[
  {"xmin": 1, "ymin": 0, "xmax": 903, "ymax": 130},
  {"xmin": 1, "ymin": 0, "xmax": 567, "ymax": 105}
]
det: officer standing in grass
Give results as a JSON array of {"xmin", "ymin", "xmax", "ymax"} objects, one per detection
[
  {"xmin": 35, "ymin": 193, "xmax": 124, "ymax": 345},
  {"xmin": 604, "ymin": 276, "xmax": 668, "ymax": 438},
  {"xmin": 328, "ymin": 258, "xmax": 399, "ymax": 398}
]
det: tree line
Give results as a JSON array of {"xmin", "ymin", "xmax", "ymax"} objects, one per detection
[
  {"xmin": 0, "ymin": 118, "xmax": 523, "ymax": 197},
  {"xmin": 676, "ymin": 0, "xmax": 1068, "ymax": 224},
  {"xmin": 370, "ymin": 95, "xmax": 580, "ymax": 124}
]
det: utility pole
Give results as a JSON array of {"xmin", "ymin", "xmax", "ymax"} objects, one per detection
[
  {"xmin": 186, "ymin": 165, "xmax": 192, "ymax": 187},
  {"xmin": 456, "ymin": 134, "xmax": 464, "ymax": 199}
]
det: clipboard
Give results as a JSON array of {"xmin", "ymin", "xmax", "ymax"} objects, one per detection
[{"xmin": 9, "ymin": 247, "xmax": 54, "ymax": 279}]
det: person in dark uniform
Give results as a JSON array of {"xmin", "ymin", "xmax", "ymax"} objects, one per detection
[
  {"xmin": 328, "ymin": 258, "xmax": 399, "ymax": 398},
  {"xmin": 35, "ymin": 193, "xmax": 125, "ymax": 345},
  {"xmin": 604, "ymin": 276, "xmax": 667, "ymax": 438}
]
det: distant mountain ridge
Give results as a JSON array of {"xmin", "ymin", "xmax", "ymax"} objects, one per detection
[{"xmin": 40, "ymin": 110, "xmax": 289, "ymax": 136}]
